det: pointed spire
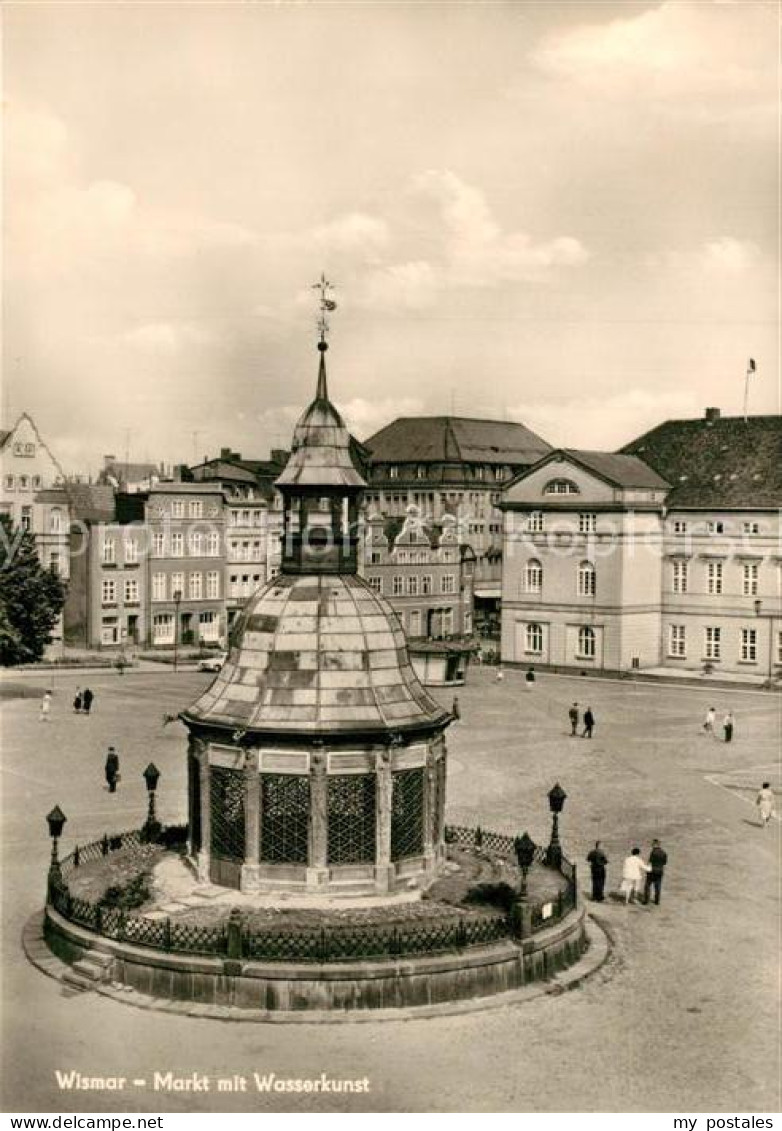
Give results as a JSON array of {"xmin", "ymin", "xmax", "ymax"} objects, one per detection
[{"xmin": 316, "ymin": 340, "xmax": 329, "ymax": 402}]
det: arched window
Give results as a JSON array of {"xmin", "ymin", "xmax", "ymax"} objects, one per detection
[
  {"xmin": 525, "ymin": 623, "xmax": 543, "ymax": 654},
  {"xmin": 578, "ymin": 626, "xmax": 596, "ymax": 658},
  {"xmin": 525, "ymin": 558, "xmax": 543, "ymax": 593},
  {"xmin": 578, "ymin": 560, "xmax": 596, "ymax": 597},
  {"xmin": 544, "ymin": 478, "xmax": 580, "ymax": 496}
]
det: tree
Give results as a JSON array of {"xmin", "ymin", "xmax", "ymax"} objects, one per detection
[{"xmin": 0, "ymin": 514, "xmax": 66, "ymax": 665}]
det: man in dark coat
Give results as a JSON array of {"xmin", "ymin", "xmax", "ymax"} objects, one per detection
[
  {"xmin": 104, "ymin": 747, "xmax": 120, "ymax": 793},
  {"xmin": 586, "ymin": 841, "xmax": 608, "ymax": 901},
  {"xmin": 643, "ymin": 839, "xmax": 668, "ymax": 905},
  {"xmin": 82, "ymin": 688, "xmax": 94, "ymax": 716},
  {"xmin": 582, "ymin": 706, "xmax": 595, "ymax": 738},
  {"xmin": 568, "ymin": 703, "xmax": 579, "ymax": 736}
]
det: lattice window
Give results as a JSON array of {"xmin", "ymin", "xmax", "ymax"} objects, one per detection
[
  {"xmin": 209, "ymin": 766, "xmax": 245, "ymax": 862},
  {"xmin": 327, "ymin": 775, "xmax": 376, "ymax": 864},
  {"xmin": 260, "ymin": 774, "xmax": 309, "ymax": 864},
  {"xmin": 391, "ymin": 768, "xmax": 425, "ymax": 860}
]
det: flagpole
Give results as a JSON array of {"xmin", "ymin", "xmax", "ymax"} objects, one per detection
[{"xmin": 743, "ymin": 359, "xmax": 756, "ymax": 422}]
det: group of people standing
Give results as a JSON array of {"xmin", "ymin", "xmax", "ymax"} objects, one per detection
[
  {"xmin": 569, "ymin": 702, "xmax": 595, "ymax": 739},
  {"xmin": 73, "ymin": 687, "xmax": 95, "ymax": 715},
  {"xmin": 39, "ymin": 687, "xmax": 96, "ymax": 720},
  {"xmin": 586, "ymin": 840, "xmax": 669, "ymax": 905},
  {"xmin": 703, "ymin": 706, "xmax": 735, "ymax": 742}
]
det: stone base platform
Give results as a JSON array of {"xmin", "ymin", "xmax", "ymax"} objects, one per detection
[{"xmin": 41, "ymin": 901, "xmax": 588, "ymax": 1014}]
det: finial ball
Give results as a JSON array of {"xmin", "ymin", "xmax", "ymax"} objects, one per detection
[{"xmin": 318, "ymin": 341, "xmax": 328, "ymax": 352}]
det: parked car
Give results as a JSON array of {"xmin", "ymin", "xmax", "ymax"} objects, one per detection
[{"xmin": 198, "ymin": 651, "xmax": 227, "ymax": 673}]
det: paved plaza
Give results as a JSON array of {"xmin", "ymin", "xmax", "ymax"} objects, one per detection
[{"xmin": 1, "ymin": 665, "xmax": 779, "ymax": 1113}]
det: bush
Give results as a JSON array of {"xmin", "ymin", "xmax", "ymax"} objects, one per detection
[
  {"xmin": 462, "ymin": 881, "xmax": 517, "ymax": 914},
  {"xmin": 99, "ymin": 870, "xmax": 152, "ymax": 910}
]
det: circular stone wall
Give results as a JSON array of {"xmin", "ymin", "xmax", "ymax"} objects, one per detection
[{"xmin": 43, "ymin": 902, "xmax": 588, "ymax": 1013}]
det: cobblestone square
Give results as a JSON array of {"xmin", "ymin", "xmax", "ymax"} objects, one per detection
[{"xmin": 1, "ymin": 666, "xmax": 779, "ymax": 1112}]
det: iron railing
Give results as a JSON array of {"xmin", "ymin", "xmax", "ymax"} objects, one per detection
[{"xmin": 47, "ymin": 823, "xmax": 578, "ymax": 961}]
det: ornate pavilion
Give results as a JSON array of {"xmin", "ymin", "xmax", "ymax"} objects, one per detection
[{"xmin": 181, "ymin": 326, "xmax": 453, "ymax": 895}]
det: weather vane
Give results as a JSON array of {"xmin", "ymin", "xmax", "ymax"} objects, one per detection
[{"xmin": 311, "ymin": 272, "xmax": 337, "ymax": 349}]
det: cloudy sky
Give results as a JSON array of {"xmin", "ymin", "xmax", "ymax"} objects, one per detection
[{"xmin": 4, "ymin": 0, "xmax": 778, "ymax": 474}]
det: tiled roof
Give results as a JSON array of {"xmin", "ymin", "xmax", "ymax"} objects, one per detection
[
  {"xmin": 100, "ymin": 462, "xmax": 159, "ymax": 484},
  {"xmin": 182, "ymin": 573, "xmax": 450, "ymax": 737},
  {"xmin": 0, "ymin": 429, "xmax": 10, "ymax": 450},
  {"xmin": 560, "ymin": 450, "xmax": 670, "ymax": 490},
  {"xmin": 64, "ymin": 484, "xmax": 117, "ymax": 523},
  {"xmin": 364, "ymin": 417, "xmax": 551, "ymax": 466},
  {"xmin": 621, "ymin": 414, "xmax": 782, "ymax": 508}
]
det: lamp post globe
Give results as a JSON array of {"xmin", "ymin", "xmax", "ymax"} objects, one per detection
[
  {"xmin": 546, "ymin": 782, "xmax": 567, "ymax": 867},
  {"xmin": 45, "ymin": 805, "xmax": 67, "ymax": 877},
  {"xmin": 514, "ymin": 831, "xmax": 536, "ymax": 900},
  {"xmin": 142, "ymin": 763, "xmax": 162, "ymax": 841}
]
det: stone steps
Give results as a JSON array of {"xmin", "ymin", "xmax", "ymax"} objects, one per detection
[{"xmin": 62, "ymin": 951, "xmax": 113, "ymax": 993}]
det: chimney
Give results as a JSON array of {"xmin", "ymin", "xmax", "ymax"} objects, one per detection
[
  {"xmin": 220, "ymin": 447, "xmax": 231, "ymax": 459},
  {"xmin": 103, "ymin": 454, "xmax": 116, "ymax": 467},
  {"xmin": 705, "ymin": 407, "xmax": 721, "ymax": 422}
]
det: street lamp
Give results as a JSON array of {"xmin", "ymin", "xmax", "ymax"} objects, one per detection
[
  {"xmin": 754, "ymin": 599, "xmax": 775, "ymax": 684},
  {"xmin": 173, "ymin": 589, "xmax": 183, "ymax": 672},
  {"xmin": 46, "ymin": 805, "xmax": 67, "ymax": 880},
  {"xmin": 142, "ymin": 762, "xmax": 162, "ymax": 842},
  {"xmin": 513, "ymin": 831, "xmax": 536, "ymax": 901},
  {"xmin": 545, "ymin": 782, "xmax": 567, "ymax": 868}
]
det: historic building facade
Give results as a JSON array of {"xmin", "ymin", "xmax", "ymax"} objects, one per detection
[
  {"xmin": 362, "ymin": 416, "xmax": 551, "ymax": 617},
  {"xmin": 143, "ymin": 482, "xmax": 226, "ymax": 648},
  {"xmin": 500, "ymin": 411, "xmax": 782, "ymax": 680}
]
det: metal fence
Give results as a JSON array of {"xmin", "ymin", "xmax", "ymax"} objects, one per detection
[{"xmin": 47, "ymin": 823, "xmax": 578, "ymax": 961}]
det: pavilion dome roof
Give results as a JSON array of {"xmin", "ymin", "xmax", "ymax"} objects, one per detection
[
  {"xmin": 182, "ymin": 573, "xmax": 450, "ymax": 738},
  {"xmin": 275, "ymin": 347, "xmax": 366, "ymax": 491}
]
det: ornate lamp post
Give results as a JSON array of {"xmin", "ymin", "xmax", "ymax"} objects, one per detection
[
  {"xmin": 46, "ymin": 805, "xmax": 67, "ymax": 883},
  {"xmin": 514, "ymin": 831, "xmax": 536, "ymax": 900},
  {"xmin": 173, "ymin": 589, "xmax": 183, "ymax": 672},
  {"xmin": 545, "ymin": 782, "xmax": 567, "ymax": 868},
  {"xmin": 142, "ymin": 762, "xmax": 162, "ymax": 841}
]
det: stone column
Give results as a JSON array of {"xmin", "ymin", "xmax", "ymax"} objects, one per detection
[
  {"xmin": 374, "ymin": 747, "xmax": 394, "ymax": 893},
  {"xmin": 423, "ymin": 746, "xmax": 437, "ymax": 876},
  {"xmin": 435, "ymin": 745, "xmax": 448, "ymax": 861},
  {"xmin": 240, "ymin": 748, "xmax": 260, "ymax": 891},
  {"xmin": 306, "ymin": 748, "xmax": 329, "ymax": 889},
  {"xmin": 197, "ymin": 742, "xmax": 211, "ymax": 883}
]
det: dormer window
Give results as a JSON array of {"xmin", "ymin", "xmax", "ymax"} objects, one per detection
[
  {"xmin": 388, "ymin": 465, "xmax": 399, "ymax": 480},
  {"xmin": 544, "ymin": 478, "xmax": 580, "ymax": 495}
]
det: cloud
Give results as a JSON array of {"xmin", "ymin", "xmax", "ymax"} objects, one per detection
[
  {"xmin": 411, "ymin": 170, "xmax": 588, "ymax": 288},
  {"xmin": 341, "ymin": 396, "xmax": 426, "ymax": 440},
  {"xmin": 121, "ymin": 321, "xmax": 218, "ymax": 354},
  {"xmin": 508, "ymin": 387, "xmax": 705, "ymax": 451},
  {"xmin": 531, "ymin": 1, "xmax": 774, "ymax": 107},
  {"xmin": 307, "ymin": 212, "xmax": 390, "ymax": 254}
]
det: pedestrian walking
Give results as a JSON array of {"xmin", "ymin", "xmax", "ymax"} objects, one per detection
[
  {"xmin": 39, "ymin": 690, "xmax": 52, "ymax": 722},
  {"xmin": 525, "ymin": 667, "xmax": 536, "ymax": 690},
  {"xmin": 756, "ymin": 782, "xmax": 776, "ymax": 828},
  {"xmin": 568, "ymin": 702, "xmax": 579, "ymax": 737},
  {"xmin": 703, "ymin": 706, "xmax": 716, "ymax": 735},
  {"xmin": 82, "ymin": 688, "xmax": 94, "ymax": 716},
  {"xmin": 582, "ymin": 706, "xmax": 595, "ymax": 739},
  {"xmin": 495, "ymin": 667, "xmax": 504, "ymax": 682},
  {"xmin": 643, "ymin": 839, "xmax": 668, "ymax": 905},
  {"xmin": 104, "ymin": 747, "xmax": 120, "ymax": 793},
  {"xmin": 452, "ymin": 696, "xmax": 460, "ymax": 720},
  {"xmin": 586, "ymin": 841, "xmax": 608, "ymax": 902},
  {"xmin": 73, "ymin": 689, "xmax": 83, "ymax": 713},
  {"xmin": 620, "ymin": 847, "xmax": 650, "ymax": 904},
  {"xmin": 722, "ymin": 710, "xmax": 734, "ymax": 743}
]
